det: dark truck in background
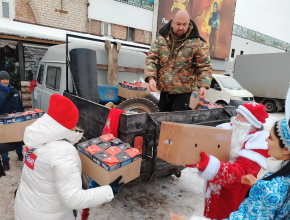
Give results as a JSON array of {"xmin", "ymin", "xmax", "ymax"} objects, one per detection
[{"xmin": 33, "ymin": 34, "xmax": 237, "ymax": 187}]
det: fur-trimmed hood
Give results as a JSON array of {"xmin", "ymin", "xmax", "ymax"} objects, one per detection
[{"xmin": 159, "ymin": 19, "xmax": 200, "ymax": 39}]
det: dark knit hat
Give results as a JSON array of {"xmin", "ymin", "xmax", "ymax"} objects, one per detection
[
  {"xmin": 47, "ymin": 94, "xmax": 79, "ymax": 130},
  {"xmin": 0, "ymin": 71, "xmax": 10, "ymax": 80}
]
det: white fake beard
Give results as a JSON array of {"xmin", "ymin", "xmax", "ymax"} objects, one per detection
[{"xmin": 229, "ymin": 118, "xmax": 253, "ymax": 163}]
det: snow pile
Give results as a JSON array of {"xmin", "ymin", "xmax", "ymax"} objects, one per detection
[{"xmin": 0, "ymin": 19, "xmax": 150, "ymax": 52}]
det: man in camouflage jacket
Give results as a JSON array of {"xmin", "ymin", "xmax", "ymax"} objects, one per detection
[{"xmin": 144, "ymin": 10, "xmax": 212, "ymax": 112}]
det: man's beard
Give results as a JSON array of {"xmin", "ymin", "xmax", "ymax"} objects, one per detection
[
  {"xmin": 229, "ymin": 118, "xmax": 253, "ymax": 163},
  {"xmin": 173, "ymin": 31, "xmax": 186, "ymax": 39}
]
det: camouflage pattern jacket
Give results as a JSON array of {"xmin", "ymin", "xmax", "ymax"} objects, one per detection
[{"xmin": 144, "ymin": 20, "xmax": 212, "ymax": 94}]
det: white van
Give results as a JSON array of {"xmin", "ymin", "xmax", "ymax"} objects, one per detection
[{"xmin": 205, "ymin": 74, "xmax": 254, "ymax": 106}]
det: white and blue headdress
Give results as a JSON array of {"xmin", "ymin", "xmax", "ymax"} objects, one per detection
[{"xmin": 275, "ymin": 119, "xmax": 290, "ymax": 150}]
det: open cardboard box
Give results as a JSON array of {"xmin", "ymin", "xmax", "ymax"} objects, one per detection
[
  {"xmin": 157, "ymin": 122, "xmax": 232, "ymax": 165},
  {"xmin": 78, "ymin": 151, "xmax": 142, "ymax": 186},
  {"xmin": 118, "ymin": 83, "xmax": 160, "ymax": 99},
  {"xmin": 189, "ymin": 94, "xmax": 199, "ymax": 110},
  {"xmin": 135, "ymin": 82, "xmax": 160, "ymax": 94},
  {"xmin": 0, "ymin": 119, "xmax": 37, "ymax": 143},
  {"xmin": 118, "ymin": 85, "xmax": 147, "ymax": 99}
]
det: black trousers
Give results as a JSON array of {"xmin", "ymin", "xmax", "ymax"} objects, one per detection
[
  {"xmin": 0, "ymin": 157, "xmax": 5, "ymax": 177},
  {"xmin": 0, "ymin": 141, "xmax": 24, "ymax": 155},
  {"xmin": 158, "ymin": 92, "xmax": 191, "ymax": 112}
]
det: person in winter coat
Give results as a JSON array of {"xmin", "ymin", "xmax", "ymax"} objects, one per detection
[
  {"xmin": 144, "ymin": 10, "xmax": 212, "ymax": 112},
  {"xmin": 190, "ymin": 118, "xmax": 290, "ymax": 220},
  {"xmin": 225, "ymin": 118, "xmax": 290, "ymax": 219},
  {"xmin": 0, "ymin": 71, "xmax": 24, "ymax": 171},
  {"xmin": 14, "ymin": 94, "xmax": 124, "ymax": 220},
  {"xmin": 186, "ymin": 102, "xmax": 270, "ymax": 219}
]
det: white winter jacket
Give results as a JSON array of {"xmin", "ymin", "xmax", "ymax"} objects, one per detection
[{"xmin": 14, "ymin": 114, "xmax": 114, "ymax": 220}]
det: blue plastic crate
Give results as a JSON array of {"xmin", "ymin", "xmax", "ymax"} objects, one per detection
[{"xmin": 98, "ymin": 85, "xmax": 120, "ymax": 104}]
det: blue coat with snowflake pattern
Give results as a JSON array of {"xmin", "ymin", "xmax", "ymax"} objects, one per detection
[{"xmin": 224, "ymin": 173, "xmax": 290, "ymax": 220}]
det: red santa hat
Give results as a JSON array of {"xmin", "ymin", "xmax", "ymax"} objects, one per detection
[
  {"xmin": 47, "ymin": 94, "xmax": 79, "ymax": 130},
  {"xmin": 236, "ymin": 102, "xmax": 269, "ymax": 128}
]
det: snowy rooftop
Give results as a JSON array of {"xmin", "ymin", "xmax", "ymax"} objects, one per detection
[{"xmin": 0, "ymin": 19, "xmax": 150, "ymax": 52}]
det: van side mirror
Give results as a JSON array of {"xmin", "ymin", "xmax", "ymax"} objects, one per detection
[{"xmin": 214, "ymin": 84, "xmax": 221, "ymax": 91}]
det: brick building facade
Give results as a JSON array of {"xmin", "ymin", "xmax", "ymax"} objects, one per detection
[{"xmin": 13, "ymin": 0, "xmax": 152, "ymax": 44}]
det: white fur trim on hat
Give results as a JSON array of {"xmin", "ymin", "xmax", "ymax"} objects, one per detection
[{"xmin": 236, "ymin": 105, "xmax": 263, "ymax": 128}]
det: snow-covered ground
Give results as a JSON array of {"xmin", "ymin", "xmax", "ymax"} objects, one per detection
[{"xmin": 0, "ymin": 113, "xmax": 285, "ymax": 220}]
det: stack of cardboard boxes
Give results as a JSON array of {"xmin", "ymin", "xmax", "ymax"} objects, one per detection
[
  {"xmin": 117, "ymin": 81, "xmax": 150, "ymax": 99},
  {"xmin": 0, "ymin": 109, "xmax": 44, "ymax": 143},
  {"xmin": 77, "ymin": 134, "xmax": 142, "ymax": 185}
]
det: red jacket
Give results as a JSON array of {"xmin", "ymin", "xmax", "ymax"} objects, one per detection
[{"xmin": 198, "ymin": 127, "xmax": 270, "ymax": 219}]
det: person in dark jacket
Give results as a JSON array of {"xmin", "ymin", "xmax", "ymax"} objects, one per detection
[{"xmin": 0, "ymin": 71, "xmax": 24, "ymax": 171}]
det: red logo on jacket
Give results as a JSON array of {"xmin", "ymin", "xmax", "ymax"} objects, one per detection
[{"xmin": 23, "ymin": 146, "xmax": 37, "ymax": 170}]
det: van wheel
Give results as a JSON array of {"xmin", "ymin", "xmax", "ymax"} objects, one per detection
[
  {"xmin": 145, "ymin": 92, "xmax": 160, "ymax": 106},
  {"xmin": 117, "ymin": 98, "xmax": 159, "ymax": 113},
  {"xmin": 216, "ymin": 101, "xmax": 228, "ymax": 106},
  {"xmin": 263, "ymin": 100, "xmax": 277, "ymax": 113}
]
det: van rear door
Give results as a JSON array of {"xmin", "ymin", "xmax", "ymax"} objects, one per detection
[{"xmin": 33, "ymin": 64, "xmax": 45, "ymax": 110}]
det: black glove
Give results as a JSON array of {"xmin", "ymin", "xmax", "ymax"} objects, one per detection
[
  {"xmin": 109, "ymin": 175, "xmax": 125, "ymax": 195},
  {"xmin": 6, "ymin": 88, "xmax": 15, "ymax": 100}
]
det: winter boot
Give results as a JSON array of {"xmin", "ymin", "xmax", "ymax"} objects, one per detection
[
  {"xmin": 3, "ymin": 161, "xmax": 10, "ymax": 171},
  {"xmin": 18, "ymin": 154, "xmax": 23, "ymax": 161}
]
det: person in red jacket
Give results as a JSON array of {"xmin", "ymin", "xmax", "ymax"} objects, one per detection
[{"xmin": 187, "ymin": 102, "xmax": 270, "ymax": 220}]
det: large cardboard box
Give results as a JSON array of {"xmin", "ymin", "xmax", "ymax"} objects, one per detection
[
  {"xmin": 78, "ymin": 151, "xmax": 142, "ymax": 186},
  {"xmin": 157, "ymin": 122, "xmax": 232, "ymax": 165},
  {"xmin": 118, "ymin": 85, "xmax": 147, "ymax": 99},
  {"xmin": 0, "ymin": 119, "xmax": 37, "ymax": 143}
]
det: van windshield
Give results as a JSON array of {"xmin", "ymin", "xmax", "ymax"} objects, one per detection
[{"xmin": 216, "ymin": 77, "xmax": 243, "ymax": 90}]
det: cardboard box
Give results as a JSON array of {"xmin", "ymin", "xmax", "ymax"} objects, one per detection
[
  {"xmin": 136, "ymin": 82, "xmax": 161, "ymax": 94},
  {"xmin": 157, "ymin": 122, "xmax": 232, "ymax": 165},
  {"xmin": 189, "ymin": 95, "xmax": 199, "ymax": 110},
  {"xmin": 78, "ymin": 151, "xmax": 142, "ymax": 186},
  {"xmin": 78, "ymin": 144, "xmax": 142, "ymax": 172},
  {"xmin": 0, "ymin": 119, "xmax": 37, "ymax": 143},
  {"xmin": 118, "ymin": 85, "xmax": 147, "ymax": 99}
]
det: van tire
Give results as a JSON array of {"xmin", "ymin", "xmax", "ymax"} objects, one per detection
[
  {"xmin": 145, "ymin": 92, "xmax": 160, "ymax": 106},
  {"xmin": 117, "ymin": 98, "xmax": 159, "ymax": 113},
  {"xmin": 263, "ymin": 100, "xmax": 277, "ymax": 113}
]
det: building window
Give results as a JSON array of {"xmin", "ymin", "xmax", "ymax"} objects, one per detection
[
  {"xmin": 240, "ymin": 51, "xmax": 244, "ymax": 55},
  {"xmin": 231, "ymin": 49, "xmax": 235, "ymax": 58},
  {"xmin": 102, "ymin": 22, "xmax": 111, "ymax": 36},
  {"xmin": 115, "ymin": 0, "xmax": 154, "ymax": 11},
  {"xmin": 1, "ymin": 0, "xmax": 11, "ymax": 19},
  {"xmin": 46, "ymin": 66, "xmax": 61, "ymax": 91},
  {"xmin": 128, "ymin": 27, "xmax": 134, "ymax": 41}
]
